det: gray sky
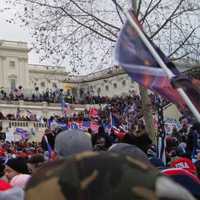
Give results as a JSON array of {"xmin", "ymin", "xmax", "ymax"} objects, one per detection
[{"xmin": 0, "ymin": 3, "xmax": 57, "ymax": 66}]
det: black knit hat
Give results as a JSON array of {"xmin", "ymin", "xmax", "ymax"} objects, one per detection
[{"xmin": 6, "ymin": 158, "xmax": 29, "ymax": 174}]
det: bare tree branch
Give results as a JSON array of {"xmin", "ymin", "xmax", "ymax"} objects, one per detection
[
  {"xmin": 69, "ymin": 0, "xmax": 120, "ymax": 30},
  {"xmin": 59, "ymin": 7, "xmax": 116, "ymax": 42},
  {"xmin": 6, "ymin": 0, "xmax": 200, "ymax": 71},
  {"xmin": 150, "ymin": 0, "xmax": 185, "ymax": 38},
  {"xmin": 114, "ymin": 0, "xmax": 124, "ymax": 24},
  {"xmin": 168, "ymin": 27, "xmax": 198, "ymax": 57},
  {"xmin": 171, "ymin": 52, "xmax": 190, "ymax": 61},
  {"xmin": 140, "ymin": 0, "xmax": 162, "ymax": 22},
  {"xmin": 136, "ymin": 0, "xmax": 142, "ymax": 16},
  {"xmin": 28, "ymin": 0, "xmax": 116, "ymax": 42}
]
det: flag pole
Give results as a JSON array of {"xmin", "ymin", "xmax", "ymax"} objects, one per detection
[{"xmin": 125, "ymin": 11, "xmax": 200, "ymax": 123}]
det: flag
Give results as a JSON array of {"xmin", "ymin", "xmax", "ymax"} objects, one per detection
[
  {"xmin": 71, "ymin": 121, "xmax": 79, "ymax": 129},
  {"xmin": 89, "ymin": 107, "xmax": 99, "ymax": 118},
  {"xmin": 110, "ymin": 112, "xmax": 120, "ymax": 128},
  {"xmin": 56, "ymin": 121, "xmax": 68, "ymax": 129},
  {"xmin": 44, "ymin": 135, "xmax": 53, "ymax": 160},
  {"xmin": 112, "ymin": 126, "xmax": 126, "ymax": 140},
  {"xmin": 15, "ymin": 128, "xmax": 29, "ymax": 140},
  {"xmin": 115, "ymin": 11, "xmax": 200, "ymax": 111},
  {"xmin": 171, "ymin": 75, "xmax": 200, "ymax": 112},
  {"xmin": 82, "ymin": 120, "xmax": 91, "ymax": 130},
  {"xmin": 47, "ymin": 118, "xmax": 52, "ymax": 128}
]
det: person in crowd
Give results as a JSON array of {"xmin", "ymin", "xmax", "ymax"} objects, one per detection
[
  {"xmin": 27, "ymin": 154, "xmax": 45, "ymax": 174},
  {"xmin": 170, "ymin": 146, "xmax": 197, "ymax": 174},
  {"xmin": 122, "ymin": 129, "xmax": 152, "ymax": 153},
  {"xmin": 54, "ymin": 129, "xmax": 93, "ymax": 158},
  {"xmin": 4, "ymin": 158, "xmax": 29, "ymax": 183},
  {"xmin": 186, "ymin": 122, "xmax": 200, "ymax": 158},
  {"xmin": 0, "ymin": 126, "xmax": 6, "ymax": 141},
  {"xmin": 162, "ymin": 168, "xmax": 200, "ymax": 199},
  {"xmin": 108, "ymin": 143, "xmax": 152, "ymax": 166},
  {"xmin": 195, "ymin": 152, "xmax": 200, "ymax": 179},
  {"xmin": 41, "ymin": 128, "xmax": 56, "ymax": 152}
]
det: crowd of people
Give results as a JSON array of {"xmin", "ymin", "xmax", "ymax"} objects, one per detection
[
  {"xmin": 0, "ymin": 89, "xmax": 199, "ymax": 199},
  {"xmin": 0, "ymin": 111, "xmax": 47, "ymax": 122},
  {"xmin": 0, "ymin": 86, "xmax": 144, "ymax": 105},
  {"xmin": 0, "ymin": 86, "xmax": 70, "ymax": 103}
]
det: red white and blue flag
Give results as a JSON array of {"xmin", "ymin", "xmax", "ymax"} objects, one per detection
[{"xmin": 115, "ymin": 11, "xmax": 200, "ymax": 112}]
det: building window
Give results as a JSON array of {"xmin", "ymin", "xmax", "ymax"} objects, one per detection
[
  {"xmin": 122, "ymin": 80, "xmax": 126, "ymax": 86},
  {"xmin": 105, "ymin": 85, "xmax": 109, "ymax": 91},
  {"xmin": 9, "ymin": 61, "xmax": 15, "ymax": 68},
  {"xmin": 52, "ymin": 82, "xmax": 57, "ymax": 88},
  {"xmin": 79, "ymin": 88, "xmax": 84, "ymax": 97},
  {"xmin": 67, "ymin": 89, "xmax": 71, "ymax": 96},
  {"xmin": 113, "ymin": 83, "xmax": 117, "ymax": 88},
  {"xmin": 41, "ymin": 82, "xmax": 45, "ymax": 87},
  {"xmin": 10, "ymin": 79, "xmax": 16, "ymax": 89},
  {"xmin": 97, "ymin": 88, "xmax": 101, "ymax": 95}
]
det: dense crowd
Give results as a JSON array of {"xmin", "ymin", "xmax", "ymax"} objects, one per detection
[
  {"xmin": 0, "ymin": 86, "xmax": 70, "ymax": 103},
  {"xmin": 0, "ymin": 86, "xmax": 144, "ymax": 105},
  {"xmin": 0, "ymin": 89, "xmax": 199, "ymax": 199}
]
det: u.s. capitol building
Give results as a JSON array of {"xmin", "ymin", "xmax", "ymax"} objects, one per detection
[{"xmin": 0, "ymin": 40, "xmax": 141, "ymax": 99}]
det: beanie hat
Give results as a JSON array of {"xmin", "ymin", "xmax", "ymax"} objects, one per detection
[
  {"xmin": 55, "ymin": 129, "xmax": 92, "ymax": 158},
  {"xmin": 6, "ymin": 158, "xmax": 29, "ymax": 174}
]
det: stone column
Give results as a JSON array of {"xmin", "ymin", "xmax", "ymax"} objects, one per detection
[
  {"xmin": 18, "ymin": 57, "xmax": 29, "ymax": 90},
  {"xmin": 0, "ymin": 56, "xmax": 6, "ymax": 87}
]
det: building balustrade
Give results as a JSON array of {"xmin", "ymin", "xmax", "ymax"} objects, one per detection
[{"xmin": 0, "ymin": 120, "xmax": 47, "ymax": 130}]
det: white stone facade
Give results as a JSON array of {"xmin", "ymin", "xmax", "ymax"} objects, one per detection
[
  {"xmin": 0, "ymin": 40, "xmax": 139, "ymax": 99},
  {"xmin": 65, "ymin": 66, "xmax": 140, "ymax": 99},
  {"xmin": 0, "ymin": 40, "xmax": 29, "ymax": 90},
  {"xmin": 0, "ymin": 40, "xmax": 68, "ymax": 97}
]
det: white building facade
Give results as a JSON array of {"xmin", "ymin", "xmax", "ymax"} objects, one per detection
[
  {"xmin": 0, "ymin": 40, "xmax": 68, "ymax": 97},
  {"xmin": 0, "ymin": 40, "xmax": 140, "ymax": 99}
]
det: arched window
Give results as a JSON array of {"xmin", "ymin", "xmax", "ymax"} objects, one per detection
[
  {"xmin": 122, "ymin": 80, "xmax": 126, "ymax": 86},
  {"xmin": 97, "ymin": 88, "xmax": 101, "ymax": 95},
  {"xmin": 41, "ymin": 82, "xmax": 45, "ymax": 87},
  {"xmin": 10, "ymin": 79, "xmax": 16, "ymax": 90},
  {"xmin": 8, "ymin": 75, "xmax": 17, "ymax": 90}
]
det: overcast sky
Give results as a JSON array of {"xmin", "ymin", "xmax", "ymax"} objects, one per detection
[{"xmin": 0, "ymin": 2, "xmax": 59, "ymax": 66}]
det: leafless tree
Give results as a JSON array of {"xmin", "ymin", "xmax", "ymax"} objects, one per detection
[{"xmin": 3, "ymin": 0, "xmax": 200, "ymax": 73}]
